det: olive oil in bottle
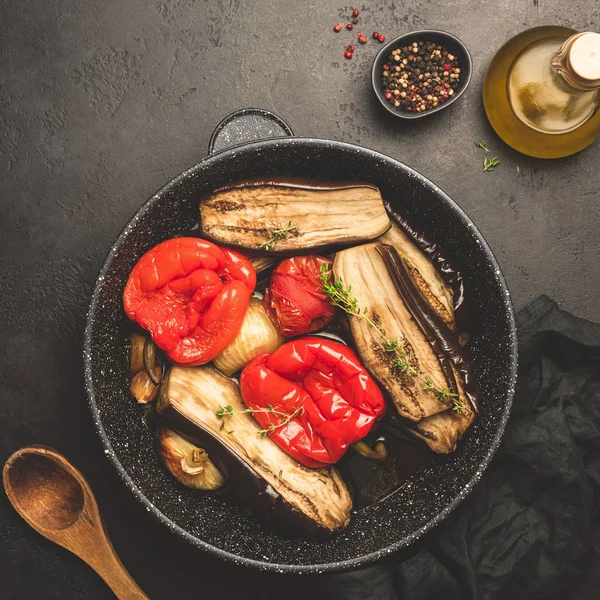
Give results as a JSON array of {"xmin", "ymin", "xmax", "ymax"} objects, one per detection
[{"xmin": 484, "ymin": 27, "xmax": 600, "ymax": 158}]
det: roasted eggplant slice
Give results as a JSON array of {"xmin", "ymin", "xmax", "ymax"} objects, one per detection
[
  {"xmin": 378, "ymin": 220, "xmax": 455, "ymax": 330},
  {"xmin": 333, "ymin": 243, "xmax": 475, "ymax": 425},
  {"xmin": 383, "ymin": 206, "xmax": 469, "ymax": 333},
  {"xmin": 374, "ymin": 226, "xmax": 478, "ymax": 451},
  {"xmin": 407, "ymin": 403, "xmax": 475, "ymax": 453},
  {"xmin": 199, "ymin": 177, "xmax": 390, "ymax": 253},
  {"xmin": 156, "ymin": 366, "xmax": 352, "ymax": 536}
]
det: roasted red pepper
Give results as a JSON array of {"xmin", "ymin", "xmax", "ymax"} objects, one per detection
[
  {"xmin": 264, "ymin": 255, "xmax": 336, "ymax": 336},
  {"xmin": 240, "ymin": 337, "xmax": 385, "ymax": 467},
  {"xmin": 123, "ymin": 237, "xmax": 256, "ymax": 366}
]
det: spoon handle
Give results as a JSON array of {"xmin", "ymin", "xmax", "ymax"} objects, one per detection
[{"xmin": 81, "ymin": 533, "xmax": 148, "ymax": 600}]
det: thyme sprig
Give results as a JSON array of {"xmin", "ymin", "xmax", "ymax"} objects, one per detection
[
  {"xmin": 381, "ymin": 339, "xmax": 418, "ymax": 377},
  {"xmin": 475, "ymin": 140, "xmax": 490, "ymax": 153},
  {"xmin": 216, "ymin": 403, "xmax": 305, "ymax": 438},
  {"xmin": 422, "ymin": 376, "xmax": 464, "ymax": 411},
  {"xmin": 483, "ymin": 156, "xmax": 500, "ymax": 172},
  {"xmin": 258, "ymin": 221, "xmax": 300, "ymax": 251},
  {"xmin": 320, "ymin": 264, "xmax": 462, "ymax": 411}
]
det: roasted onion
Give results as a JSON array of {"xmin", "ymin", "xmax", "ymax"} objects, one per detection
[{"xmin": 212, "ymin": 297, "xmax": 284, "ymax": 376}]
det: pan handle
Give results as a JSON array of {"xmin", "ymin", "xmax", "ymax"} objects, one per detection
[{"xmin": 208, "ymin": 108, "xmax": 294, "ymax": 155}]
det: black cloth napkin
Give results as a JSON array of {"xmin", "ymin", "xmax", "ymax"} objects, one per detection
[{"xmin": 317, "ymin": 295, "xmax": 600, "ymax": 600}]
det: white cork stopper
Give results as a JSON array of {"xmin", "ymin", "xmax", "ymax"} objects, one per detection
[{"xmin": 569, "ymin": 32, "xmax": 600, "ymax": 82}]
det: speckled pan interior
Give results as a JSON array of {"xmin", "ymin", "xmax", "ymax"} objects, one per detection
[{"xmin": 84, "ymin": 137, "xmax": 517, "ymax": 574}]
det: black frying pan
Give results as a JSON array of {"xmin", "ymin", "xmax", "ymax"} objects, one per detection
[{"xmin": 84, "ymin": 109, "xmax": 517, "ymax": 573}]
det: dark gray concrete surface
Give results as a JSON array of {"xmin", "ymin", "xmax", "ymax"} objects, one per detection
[{"xmin": 1, "ymin": 1, "xmax": 599, "ymax": 598}]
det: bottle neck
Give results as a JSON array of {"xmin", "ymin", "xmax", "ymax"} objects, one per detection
[{"xmin": 551, "ymin": 32, "xmax": 600, "ymax": 92}]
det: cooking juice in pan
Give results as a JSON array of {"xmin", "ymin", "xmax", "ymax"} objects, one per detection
[
  {"xmin": 146, "ymin": 233, "xmax": 455, "ymax": 513},
  {"xmin": 337, "ymin": 420, "xmax": 434, "ymax": 509},
  {"xmin": 153, "ymin": 248, "xmax": 437, "ymax": 510}
]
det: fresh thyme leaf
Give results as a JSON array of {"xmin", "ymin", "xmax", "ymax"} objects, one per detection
[
  {"xmin": 258, "ymin": 221, "xmax": 300, "ymax": 251},
  {"xmin": 389, "ymin": 342, "xmax": 418, "ymax": 376},
  {"xmin": 392, "ymin": 352, "xmax": 418, "ymax": 376},
  {"xmin": 483, "ymin": 156, "xmax": 500, "ymax": 172},
  {"xmin": 435, "ymin": 386, "xmax": 458, "ymax": 401},
  {"xmin": 422, "ymin": 376, "xmax": 435, "ymax": 392},
  {"xmin": 219, "ymin": 420, "xmax": 225, "ymax": 431},
  {"xmin": 383, "ymin": 340, "xmax": 399, "ymax": 353},
  {"xmin": 452, "ymin": 398, "xmax": 466, "ymax": 413},
  {"xmin": 216, "ymin": 403, "xmax": 303, "ymax": 439},
  {"xmin": 216, "ymin": 404, "xmax": 234, "ymax": 419},
  {"xmin": 278, "ymin": 469, "xmax": 283, "ymax": 479},
  {"xmin": 475, "ymin": 140, "xmax": 490, "ymax": 153},
  {"xmin": 516, "ymin": 165, "xmax": 521, "ymax": 174}
]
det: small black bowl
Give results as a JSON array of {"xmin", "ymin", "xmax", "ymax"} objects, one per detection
[{"xmin": 371, "ymin": 30, "xmax": 472, "ymax": 119}]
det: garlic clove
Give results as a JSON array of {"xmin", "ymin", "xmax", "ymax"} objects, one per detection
[
  {"xmin": 351, "ymin": 439, "xmax": 388, "ymax": 461},
  {"xmin": 180, "ymin": 448, "xmax": 209, "ymax": 475},
  {"xmin": 130, "ymin": 334, "xmax": 147, "ymax": 375},
  {"xmin": 158, "ymin": 428, "xmax": 225, "ymax": 490},
  {"xmin": 131, "ymin": 367, "xmax": 162, "ymax": 404}
]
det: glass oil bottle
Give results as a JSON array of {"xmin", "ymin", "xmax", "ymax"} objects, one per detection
[{"xmin": 484, "ymin": 27, "xmax": 600, "ymax": 158}]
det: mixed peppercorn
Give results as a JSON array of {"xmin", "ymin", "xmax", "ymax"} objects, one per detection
[{"xmin": 381, "ymin": 40, "xmax": 461, "ymax": 113}]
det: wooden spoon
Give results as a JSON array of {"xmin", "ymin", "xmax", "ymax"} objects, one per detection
[{"xmin": 3, "ymin": 446, "xmax": 148, "ymax": 600}]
